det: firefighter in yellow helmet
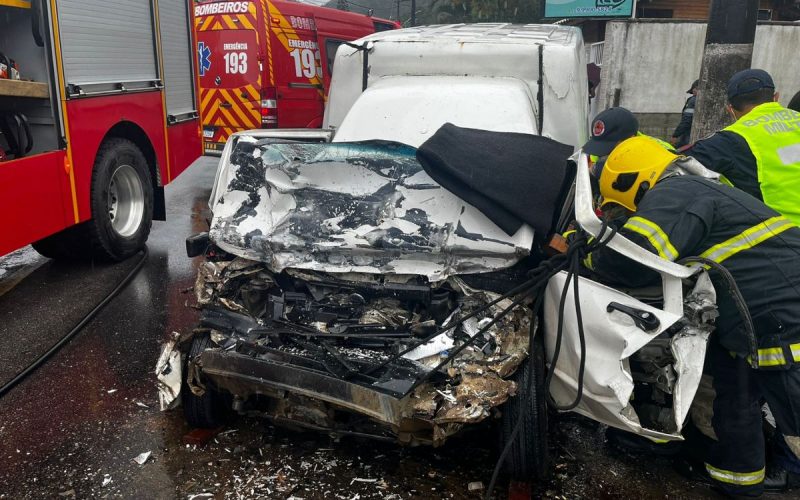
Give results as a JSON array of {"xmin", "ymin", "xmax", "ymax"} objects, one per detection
[{"xmin": 586, "ymin": 135, "xmax": 800, "ymax": 496}]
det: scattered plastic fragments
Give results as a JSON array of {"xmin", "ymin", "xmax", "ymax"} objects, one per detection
[
  {"xmin": 133, "ymin": 451, "xmax": 151, "ymax": 465},
  {"xmin": 349, "ymin": 478, "xmax": 377, "ymax": 485},
  {"xmin": 187, "ymin": 494, "xmax": 214, "ymax": 500},
  {"xmin": 468, "ymin": 481, "xmax": 484, "ymax": 491}
]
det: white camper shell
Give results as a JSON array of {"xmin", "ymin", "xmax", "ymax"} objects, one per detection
[{"xmin": 324, "ymin": 24, "xmax": 590, "ymax": 149}]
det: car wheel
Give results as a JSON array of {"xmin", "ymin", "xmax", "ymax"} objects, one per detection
[
  {"xmin": 500, "ymin": 333, "xmax": 550, "ymax": 481},
  {"xmin": 87, "ymin": 138, "xmax": 153, "ymax": 261},
  {"xmin": 182, "ymin": 333, "xmax": 230, "ymax": 429}
]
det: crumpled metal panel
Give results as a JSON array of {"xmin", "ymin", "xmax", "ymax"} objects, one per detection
[
  {"xmin": 155, "ymin": 332, "xmax": 182, "ymax": 411},
  {"xmin": 209, "ymin": 140, "xmax": 534, "ymax": 282},
  {"xmin": 543, "ymin": 271, "xmax": 715, "ymax": 441}
]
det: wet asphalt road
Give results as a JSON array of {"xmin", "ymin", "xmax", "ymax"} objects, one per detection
[{"xmin": 0, "ymin": 157, "xmax": 791, "ymax": 499}]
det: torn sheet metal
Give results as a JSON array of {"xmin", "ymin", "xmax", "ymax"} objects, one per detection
[
  {"xmin": 155, "ymin": 332, "xmax": 182, "ymax": 411},
  {"xmin": 543, "ymin": 271, "xmax": 715, "ymax": 441},
  {"xmin": 670, "ymin": 271, "xmax": 716, "ymax": 430},
  {"xmin": 208, "ymin": 141, "xmax": 534, "ymax": 282}
]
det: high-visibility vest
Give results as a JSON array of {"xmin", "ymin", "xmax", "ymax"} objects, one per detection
[{"xmin": 725, "ymin": 102, "xmax": 800, "ymax": 226}]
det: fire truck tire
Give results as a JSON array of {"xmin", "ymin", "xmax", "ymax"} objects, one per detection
[
  {"xmin": 183, "ymin": 333, "xmax": 231, "ymax": 429},
  {"xmin": 87, "ymin": 138, "xmax": 153, "ymax": 261},
  {"xmin": 499, "ymin": 333, "xmax": 550, "ymax": 481}
]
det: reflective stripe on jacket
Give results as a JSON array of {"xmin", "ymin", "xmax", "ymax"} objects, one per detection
[
  {"xmin": 588, "ymin": 176, "xmax": 800, "ymax": 363},
  {"xmin": 725, "ymin": 102, "xmax": 800, "ymax": 226}
]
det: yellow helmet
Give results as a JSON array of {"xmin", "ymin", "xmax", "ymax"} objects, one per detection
[{"xmin": 599, "ymin": 136, "xmax": 679, "ymax": 211}]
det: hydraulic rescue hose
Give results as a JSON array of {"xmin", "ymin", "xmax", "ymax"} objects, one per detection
[
  {"xmin": 484, "ymin": 244, "xmax": 756, "ymax": 497},
  {"xmin": 0, "ymin": 248, "xmax": 149, "ymax": 399},
  {"xmin": 484, "ymin": 223, "xmax": 616, "ymax": 499},
  {"xmin": 678, "ymin": 256, "xmax": 758, "ymax": 368},
  {"xmin": 355, "ymin": 212, "xmax": 616, "ymax": 499}
]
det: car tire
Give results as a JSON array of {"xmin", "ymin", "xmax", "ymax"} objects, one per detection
[
  {"xmin": 87, "ymin": 138, "xmax": 153, "ymax": 261},
  {"xmin": 499, "ymin": 333, "xmax": 550, "ymax": 481},
  {"xmin": 182, "ymin": 333, "xmax": 230, "ymax": 429}
]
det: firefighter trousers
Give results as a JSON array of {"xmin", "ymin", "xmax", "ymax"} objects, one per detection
[{"xmin": 704, "ymin": 340, "xmax": 800, "ymax": 496}]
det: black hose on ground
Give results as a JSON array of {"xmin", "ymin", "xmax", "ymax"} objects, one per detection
[{"xmin": 0, "ymin": 248, "xmax": 149, "ymax": 399}]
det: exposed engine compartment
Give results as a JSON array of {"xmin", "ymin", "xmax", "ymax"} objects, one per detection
[{"xmin": 184, "ymin": 255, "xmax": 533, "ymax": 446}]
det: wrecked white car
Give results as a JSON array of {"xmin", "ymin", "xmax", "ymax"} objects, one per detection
[{"xmin": 158, "ymin": 124, "xmax": 717, "ymax": 481}]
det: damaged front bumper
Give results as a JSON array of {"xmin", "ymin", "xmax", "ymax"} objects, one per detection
[{"xmin": 160, "ymin": 256, "xmax": 533, "ymax": 447}]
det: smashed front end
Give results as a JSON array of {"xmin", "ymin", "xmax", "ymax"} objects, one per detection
[
  {"xmin": 166, "ymin": 137, "xmax": 543, "ymax": 446},
  {"xmin": 188, "ymin": 259, "xmax": 532, "ymax": 446}
]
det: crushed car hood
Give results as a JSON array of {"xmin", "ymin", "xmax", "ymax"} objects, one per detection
[{"xmin": 209, "ymin": 139, "xmax": 535, "ymax": 281}]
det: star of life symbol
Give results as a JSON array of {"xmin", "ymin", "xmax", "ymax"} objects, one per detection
[{"xmin": 198, "ymin": 42, "xmax": 212, "ymax": 77}]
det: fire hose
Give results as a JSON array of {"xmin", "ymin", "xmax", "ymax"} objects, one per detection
[{"xmin": 0, "ymin": 248, "xmax": 149, "ymax": 399}]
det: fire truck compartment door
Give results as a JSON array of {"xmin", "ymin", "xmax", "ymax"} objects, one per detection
[
  {"xmin": 275, "ymin": 17, "xmax": 324, "ymax": 127},
  {"xmin": 159, "ymin": 0, "xmax": 196, "ymax": 121},
  {"xmin": 57, "ymin": 0, "xmax": 158, "ymax": 93},
  {"xmin": 197, "ymin": 29, "xmax": 259, "ymax": 92},
  {"xmin": 197, "ymin": 29, "xmax": 260, "ymax": 133}
]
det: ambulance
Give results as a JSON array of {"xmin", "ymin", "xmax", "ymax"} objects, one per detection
[{"xmin": 194, "ymin": 0, "xmax": 399, "ymax": 154}]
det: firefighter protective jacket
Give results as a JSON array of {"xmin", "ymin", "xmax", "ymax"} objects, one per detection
[{"xmin": 588, "ymin": 175, "xmax": 800, "ymax": 367}]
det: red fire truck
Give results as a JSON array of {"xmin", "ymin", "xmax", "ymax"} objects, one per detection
[
  {"xmin": 194, "ymin": 0, "xmax": 399, "ymax": 154},
  {"xmin": 0, "ymin": 0, "xmax": 202, "ymax": 261}
]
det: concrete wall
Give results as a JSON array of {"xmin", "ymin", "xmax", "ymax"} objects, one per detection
[{"xmin": 597, "ymin": 20, "xmax": 800, "ymax": 139}]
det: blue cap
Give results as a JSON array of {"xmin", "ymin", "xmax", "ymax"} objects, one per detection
[
  {"xmin": 583, "ymin": 107, "xmax": 639, "ymax": 157},
  {"xmin": 727, "ymin": 69, "xmax": 775, "ymax": 100}
]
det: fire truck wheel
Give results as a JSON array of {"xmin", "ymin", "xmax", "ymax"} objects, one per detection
[
  {"xmin": 499, "ymin": 332, "xmax": 550, "ymax": 481},
  {"xmin": 88, "ymin": 138, "xmax": 153, "ymax": 261}
]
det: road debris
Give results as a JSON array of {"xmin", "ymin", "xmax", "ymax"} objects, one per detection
[
  {"xmin": 155, "ymin": 331, "xmax": 183, "ymax": 411},
  {"xmin": 349, "ymin": 478, "xmax": 377, "ymax": 485},
  {"xmin": 133, "ymin": 451, "xmax": 151, "ymax": 465},
  {"xmin": 468, "ymin": 481, "xmax": 484, "ymax": 491}
]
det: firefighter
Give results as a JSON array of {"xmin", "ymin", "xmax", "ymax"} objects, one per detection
[
  {"xmin": 586, "ymin": 135, "xmax": 800, "ymax": 496},
  {"xmin": 583, "ymin": 107, "xmax": 675, "ymax": 161},
  {"xmin": 670, "ymin": 79, "xmax": 698, "ymax": 148},
  {"xmin": 584, "ymin": 107, "xmax": 675, "ymax": 186},
  {"xmin": 685, "ymin": 69, "xmax": 800, "ymax": 226}
]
